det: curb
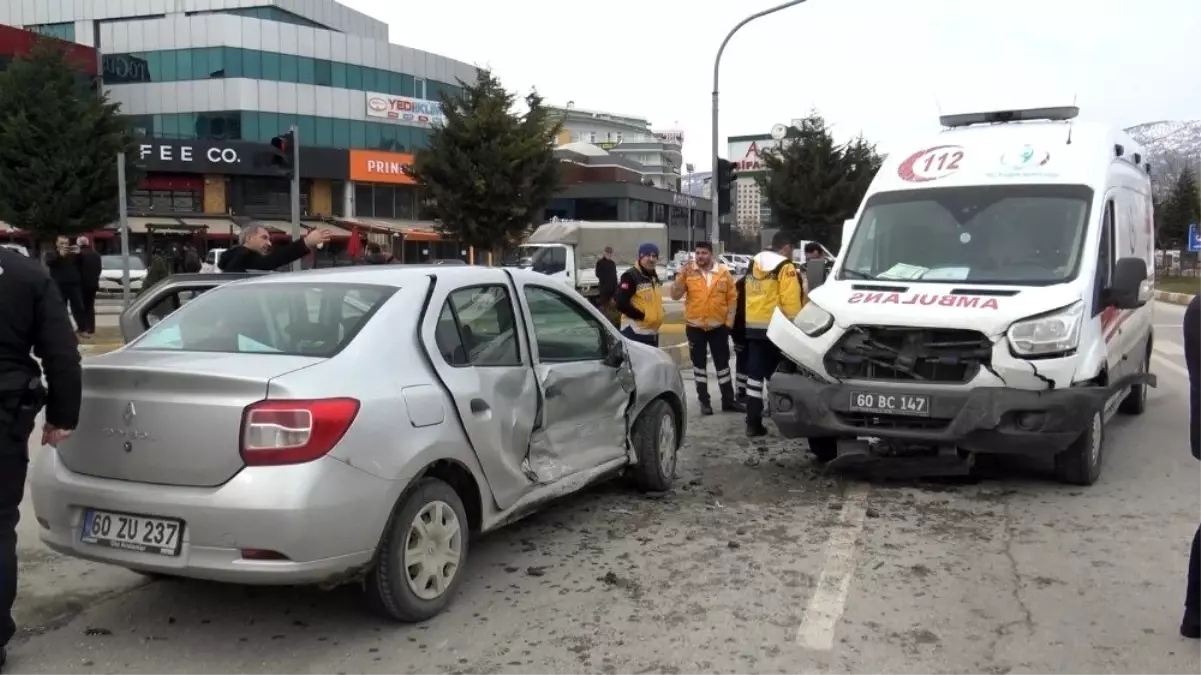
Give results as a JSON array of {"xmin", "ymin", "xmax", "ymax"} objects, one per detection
[
  {"xmin": 662, "ymin": 342, "xmax": 690, "ymax": 370},
  {"xmin": 79, "ymin": 343, "xmax": 124, "ymax": 355},
  {"xmin": 1155, "ymin": 289, "xmax": 1196, "ymax": 306}
]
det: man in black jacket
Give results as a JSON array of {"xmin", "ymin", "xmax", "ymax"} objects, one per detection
[
  {"xmin": 218, "ymin": 224, "xmax": 331, "ymax": 273},
  {"xmin": 75, "ymin": 237, "xmax": 102, "ymax": 337},
  {"xmin": 0, "ymin": 246, "xmax": 81, "ymax": 670},
  {"xmin": 45, "ymin": 236, "xmax": 86, "ymax": 334},
  {"xmin": 1183, "ymin": 295, "xmax": 1199, "ymax": 639},
  {"xmin": 595, "ymin": 246, "xmax": 619, "ymax": 327}
]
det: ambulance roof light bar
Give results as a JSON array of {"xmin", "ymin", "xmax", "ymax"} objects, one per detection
[{"xmin": 940, "ymin": 106, "xmax": 1080, "ymax": 129}]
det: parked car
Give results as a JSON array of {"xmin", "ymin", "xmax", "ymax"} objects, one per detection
[
  {"xmin": 200, "ymin": 248, "xmax": 226, "ymax": 273},
  {"xmin": 31, "ymin": 266, "xmax": 687, "ymax": 621},
  {"xmin": 98, "ymin": 254, "xmax": 148, "ymax": 293}
]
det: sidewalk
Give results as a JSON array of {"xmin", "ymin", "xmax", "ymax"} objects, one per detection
[{"xmin": 1155, "ymin": 288, "xmax": 1196, "ymax": 305}]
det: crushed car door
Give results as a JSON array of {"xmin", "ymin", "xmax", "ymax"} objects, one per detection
[
  {"xmin": 514, "ymin": 279, "xmax": 634, "ymax": 484},
  {"xmin": 420, "ymin": 273, "xmax": 540, "ymax": 510}
]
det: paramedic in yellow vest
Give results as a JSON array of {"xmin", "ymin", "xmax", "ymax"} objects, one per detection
[
  {"xmin": 743, "ymin": 231, "xmax": 804, "ymax": 437},
  {"xmin": 614, "ymin": 242, "xmax": 665, "ymax": 347},
  {"xmin": 670, "ymin": 241, "xmax": 744, "ymax": 416}
]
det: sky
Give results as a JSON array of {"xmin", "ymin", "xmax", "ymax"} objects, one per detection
[{"xmin": 341, "ymin": 0, "xmax": 1200, "ymax": 172}]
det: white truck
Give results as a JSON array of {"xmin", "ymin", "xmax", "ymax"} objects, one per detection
[{"xmin": 524, "ymin": 220, "xmax": 669, "ymax": 299}]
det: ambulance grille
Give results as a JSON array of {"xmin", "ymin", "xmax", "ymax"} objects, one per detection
[{"xmin": 823, "ymin": 325, "xmax": 993, "ymax": 384}]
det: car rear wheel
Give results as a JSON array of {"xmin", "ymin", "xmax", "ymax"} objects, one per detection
[
  {"xmin": 631, "ymin": 399, "xmax": 678, "ymax": 492},
  {"xmin": 1053, "ymin": 409, "xmax": 1103, "ymax": 486},
  {"xmin": 364, "ymin": 478, "xmax": 468, "ymax": 622}
]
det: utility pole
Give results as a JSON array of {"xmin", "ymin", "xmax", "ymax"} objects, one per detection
[
  {"xmin": 116, "ymin": 152, "xmax": 132, "ymax": 309},
  {"xmin": 290, "ymin": 124, "xmax": 301, "ymax": 271},
  {"xmin": 712, "ymin": 0, "xmax": 810, "ymax": 248}
]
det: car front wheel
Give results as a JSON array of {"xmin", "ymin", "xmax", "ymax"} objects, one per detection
[
  {"xmin": 364, "ymin": 478, "xmax": 468, "ymax": 622},
  {"xmin": 631, "ymin": 399, "xmax": 678, "ymax": 492}
]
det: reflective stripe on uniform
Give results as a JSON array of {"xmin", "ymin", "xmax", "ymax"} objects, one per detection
[{"xmin": 716, "ymin": 367, "xmax": 731, "ymax": 385}]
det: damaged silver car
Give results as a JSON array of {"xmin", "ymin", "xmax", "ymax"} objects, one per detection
[{"xmin": 30, "ymin": 266, "xmax": 686, "ymax": 621}]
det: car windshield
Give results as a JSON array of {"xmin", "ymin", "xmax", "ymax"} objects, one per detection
[
  {"xmin": 129, "ymin": 282, "xmax": 397, "ymax": 357},
  {"xmin": 839, "ymin": 184, "xmax": 1093, "ymax": 286},
  {"xmin": 101, "ymin": 255, "xmax": 146, "ymax": 271}
]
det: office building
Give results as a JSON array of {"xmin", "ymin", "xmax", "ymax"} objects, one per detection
[
  {"xmin": 0, "ymin": 0, "xmax": 477, "ymax": 261},
  {"xmin": 550, "ymin": 103, "xmax": 684, "ymax": 192}
]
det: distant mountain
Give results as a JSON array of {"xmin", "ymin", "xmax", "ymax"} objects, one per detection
[{"xmin": 1124, "ymin": 120, "xmax": 1201, "ymax": 190}]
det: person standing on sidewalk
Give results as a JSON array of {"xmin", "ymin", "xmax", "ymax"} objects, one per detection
[
  {"xmin": 1182, "ymin": 294, "xmax": 1199, "ymax": 639},
  {"xmin": 613, "ymin": 243, "xmax": 664, "ymax": 347},
  {"xmin": 595, "ymin": 246, "xmax": 620, "ymax": 328},
  {"xmin": 75, "ymin": 237, "xmax": 102, "ymax": 338},
  {"xmin": 0, "ymin": 246, "xmax": 81, "ymax": 671},
  {"xmin": 670, "ymin": 241, "xmax": 743, "ymax": 416},
  {"xmin": 45, "ymin": 236, "xmax": 86, "ymax": 335},
  {"xmin": 742, "ymin": 231, "xmax": 803, "ymax": 437}
]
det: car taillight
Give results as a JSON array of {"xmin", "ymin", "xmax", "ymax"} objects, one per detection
[{"xmin": 240, "ymin": 398, "xmax": 360, "ymax": 466}]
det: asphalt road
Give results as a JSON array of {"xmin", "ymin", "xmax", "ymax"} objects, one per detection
[{"xmin": 7, "ymin": 301, "xmax": 1199, "ymax": 673}]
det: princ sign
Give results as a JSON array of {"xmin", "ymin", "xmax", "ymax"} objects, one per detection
[
  {"xmin": 365, "ymin": 93, "xmax": 446, "ymax": 128},
  {"xmin": 349, "ymin": 150, "xmax": 417, "ymax": 185}
]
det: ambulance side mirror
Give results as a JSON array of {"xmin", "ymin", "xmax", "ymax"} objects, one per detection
[{"xmin": 1108, "ymin": 257, "xmax": 1149, "ymax": 309}]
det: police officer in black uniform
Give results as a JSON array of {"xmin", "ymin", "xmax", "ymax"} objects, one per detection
[{"xmin": 0, "ymin": 246, "xmax": 81, "ymax": 670}]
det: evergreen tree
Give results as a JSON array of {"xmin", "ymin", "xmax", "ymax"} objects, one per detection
[
  {"xmin": 0, "ymin": 38, "xmax": 140, "ymax": 243},
  {"xmin": 407, "ymin": 70, "xmax": 562, "ymax": 250},
  {"xmin": 758, "ymin": 111, "xmax": 882, "ymax": 244},
  {"xmin": 1160, "ymin": 165, "xmax": 1200, "ymax": 248}
]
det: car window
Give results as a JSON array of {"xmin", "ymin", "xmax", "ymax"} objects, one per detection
[
  {"xmin": 144, "ymin": 287, "xmax": 214, "ymax": 326},
  {"xmin": 523, "ymin": 286, "xmax": 607, "ymax": 362},
  {"xmin": 436, "ymin": 285, "xmax": 519, "ymax": 367},
  {"xmin": 101, "ymin": 255, "xmax": 147, "ymax": 271},
  {"xmin": 131, "ymin": 282, "xmax": 396, "ymax": 357},
  {"xmin": 205, "ymin": 251, "xmax": 217, "ymax": 264}
]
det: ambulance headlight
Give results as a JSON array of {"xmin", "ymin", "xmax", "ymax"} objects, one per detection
[
  {"xmin": 794, "ymin": 302, "xmax": 834, "ymax": 337},
  {"xmin": 1006, "ymin": 301, "xmax": 1084, "ymax": 357}
]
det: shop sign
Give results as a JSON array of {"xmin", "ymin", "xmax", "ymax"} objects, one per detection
[
  {"xmin": 349, "ymin": 150, "xmax": 417, "ymax": 185},
  {"xmin": 364, "ymin": 92, "xmax": 446, "ymax": 128}
]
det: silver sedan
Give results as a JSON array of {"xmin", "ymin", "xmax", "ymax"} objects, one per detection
[{"xmin": 31, "ymin": 265, "xmax": 687, "ymax": 622}]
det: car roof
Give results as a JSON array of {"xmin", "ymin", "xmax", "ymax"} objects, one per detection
[{"xmin": 235, "ymin": 265, "xmax": 551, "ymax": 288}]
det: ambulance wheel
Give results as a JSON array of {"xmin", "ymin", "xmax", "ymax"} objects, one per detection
[
  {"xmin": 807, "ymin": 437, "xmax": 839, "ymax": 463},
  {"xmin": 1117, "ymin": 345, "xmax": 1150, "ymax": 416},
  {"xmin": 1053, "ymin": 410, "xmax": 1103, "ymax": 486}
]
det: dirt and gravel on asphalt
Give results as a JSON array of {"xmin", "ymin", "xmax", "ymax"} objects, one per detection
[{"xmin": 7, "ymin": 358, "xmax": 1200, "ymax": 674}]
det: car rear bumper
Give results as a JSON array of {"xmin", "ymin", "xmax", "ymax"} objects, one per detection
[
  {"xmin": 30, "ymin": 450, "xmax": 397, "ymax": 585},
  {"xmin": 767, "ymin": 372, "xmax": 1152, "ymax": 456}
]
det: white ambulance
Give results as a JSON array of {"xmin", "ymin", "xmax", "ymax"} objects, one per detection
[{"xmin": 766, "ymin": 106, "xmax": 1156, "ymax": 485}]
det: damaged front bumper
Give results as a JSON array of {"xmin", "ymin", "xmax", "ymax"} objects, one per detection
[{"xmin": 768, "ymin": 372, "xmax": 1157, "ymax": 456}]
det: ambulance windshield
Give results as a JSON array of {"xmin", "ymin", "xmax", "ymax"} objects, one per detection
[{"xmin": 839, "ymin": 184, "xmax": 1094, "ymax": 286}]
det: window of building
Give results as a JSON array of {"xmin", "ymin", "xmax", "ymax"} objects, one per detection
[
  {"xmin": 26, "ymin": 23, "xmax": 76, "ymax": 42},
  {"xmin": 236, "ymin": 176, "xmax": 309, "ymax": 217},
  {"xmin": 142, "ymin": 113, "xmax": 433, "ymax": 150},
  {"xmin": 414, "ymin": 77, "xmax": 426, "ymax": 99},
  {"xmin": 574, "ymin": 198, "xmax": 619, "ymax": 221},
  {"xmin": 630, "ymin": 199, "xmax": 650, "ymax": 222},
  {"xmin": 353, "ymin": 184, "xmax": 418, "ymax": 220},
  {"xmin": 129, "ymin": 189, "xmax": 201, "ymax": 214}
]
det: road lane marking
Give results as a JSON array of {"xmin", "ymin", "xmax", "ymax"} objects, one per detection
[
  {"xmin": 1155, "ymin": 341, "xmax": 1185, "ymax": 357},
  {"xmin": 1148, "ymin": 353, "xmax": 1186, "ymax": 379},
  {"xmin": 796, "ymin": 482, "xmax": 869, "ymax": 651}
]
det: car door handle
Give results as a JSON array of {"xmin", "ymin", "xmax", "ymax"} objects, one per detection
[{"xmin": 469, "ymin": 398, "xmax": 490, "ymax": 414}]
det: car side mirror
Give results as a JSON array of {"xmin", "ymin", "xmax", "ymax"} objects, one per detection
[
  {"xmin": 1108, "ymin": 257, "xmax": 1149, "ymax": 309},
  {"xmin": 603, "ymin": 332, "xmax": 625, "ymax": 367}
]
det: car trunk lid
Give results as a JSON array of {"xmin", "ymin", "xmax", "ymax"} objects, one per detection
[{"xmin": 58, "ymin": 351, "xmax": 323, "ymax": 487}]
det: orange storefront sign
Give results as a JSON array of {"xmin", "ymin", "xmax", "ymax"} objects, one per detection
[{"xmin": 348, "ymin": 150, "xmax": 417, "ymax": 185}]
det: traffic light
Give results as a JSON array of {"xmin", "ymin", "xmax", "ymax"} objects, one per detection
[
  {"xmin": 269, "ymin": 131, "xmax": 295, "ymax": 177},
  {"xmin": 716, "ymin": 158, "xmax": 736, "ymax": 216}
]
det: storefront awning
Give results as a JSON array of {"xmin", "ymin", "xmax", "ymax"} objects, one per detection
[
  {"xmin": 178, "ymin": 217, "xmax": 239, "ymax": 238},
  {"xmin": 342, "ymin": 218, "xmax": 443, "ymax": 241}
]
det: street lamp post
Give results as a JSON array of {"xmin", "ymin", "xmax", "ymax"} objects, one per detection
[{"xmin": 711, "ymin": 0, "xmax": 810, "ymax": 247}]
